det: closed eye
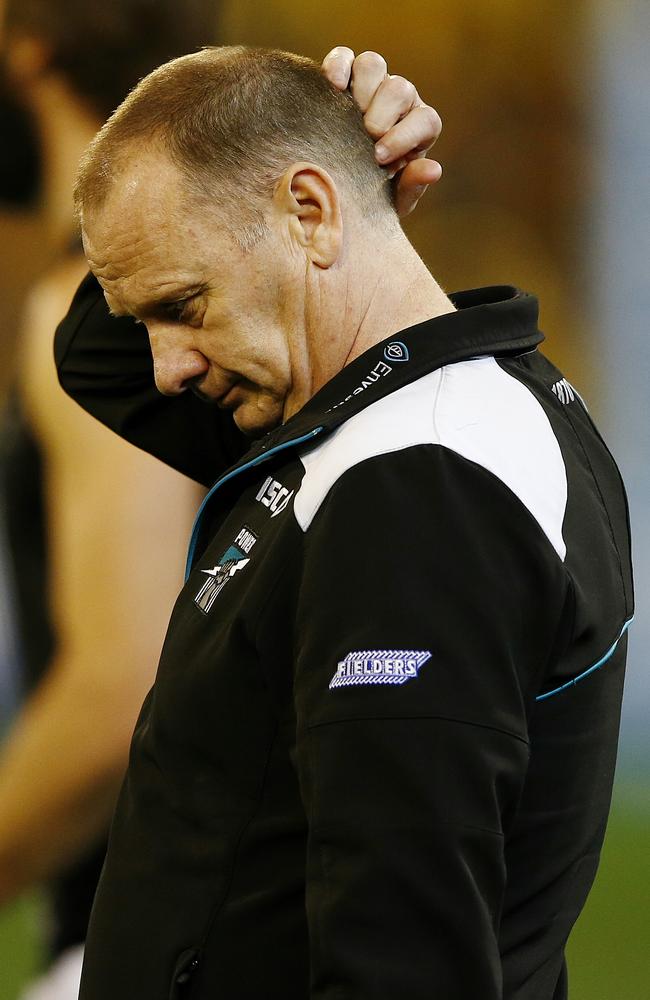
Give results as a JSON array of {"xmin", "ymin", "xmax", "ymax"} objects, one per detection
[
  {"xmin": 162, "ymin": 295, "xmax": 201, "ymax": 324},
  {"xmin": 163, "ymin": 300, "xmax": 190, "ymax": 322}
]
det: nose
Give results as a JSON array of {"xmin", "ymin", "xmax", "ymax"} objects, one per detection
[{"xmin": 148, "ymin": 327, "xmax": 209, "ymax": 396}]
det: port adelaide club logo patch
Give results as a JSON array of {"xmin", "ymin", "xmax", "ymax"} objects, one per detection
[{"xmin": 194, "ymin": 526, "xmax": 257, "ymax": 614}]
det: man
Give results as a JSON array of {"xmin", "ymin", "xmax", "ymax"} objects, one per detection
[{"xmin": 57, "ymin": 45, "xmax": 633, "ymax": 1000}]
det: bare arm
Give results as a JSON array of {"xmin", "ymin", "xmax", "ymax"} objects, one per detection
[{"xmin": 0, "ymin": 261, "xmax": 202, "ymax": 904}]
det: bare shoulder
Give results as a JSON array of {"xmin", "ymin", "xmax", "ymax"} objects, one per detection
[
  {"xmin": 20, "ymin": 257, "xmax": 143, "ymax": 466},
  {"xmin": 18, "ymin": 255, "xmax": 91, "ymax": 439}
]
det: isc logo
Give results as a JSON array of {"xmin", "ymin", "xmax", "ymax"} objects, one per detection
[{"xmin": 255, "ymin": 475, "xmax": 294, "ymax": 518}]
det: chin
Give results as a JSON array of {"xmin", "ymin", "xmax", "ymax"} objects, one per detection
[{"xmin": 232, "ymin": 399, "xmax": 283, "ymax": 438}]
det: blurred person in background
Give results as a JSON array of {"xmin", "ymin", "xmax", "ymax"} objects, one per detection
[
  {"xmin": 0, "ymin": 3, "xmax": 442, "ymax": 997},
  {"xmin": 0, "ymin": 2, "xmax": 223, "ymax": 996}
]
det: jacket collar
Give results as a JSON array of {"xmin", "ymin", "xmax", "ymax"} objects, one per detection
[{"xmin": 244, "ymin": 285, "xmax": 542, "ymax": 460}]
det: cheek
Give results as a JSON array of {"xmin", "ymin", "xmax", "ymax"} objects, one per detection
[
  {"xmin": 200, "ymin": 292, "xmax": 291, "ymax": 386},
  {"xmin": 228, "ymin": 324, "xmax": 292, "ymax": 387}
]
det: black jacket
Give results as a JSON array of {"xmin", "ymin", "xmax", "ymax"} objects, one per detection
[{"xmin": 55, "ymin": 278, "xmax": 633, "ymax": 1000}]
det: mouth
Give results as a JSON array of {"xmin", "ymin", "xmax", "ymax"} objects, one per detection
[
  {"xmin": 216, "ymin": 381, "xmax": 243, "ymax": 410},
  {"xmin": 189, "ymin": 378, "xmax": 240, "ymax": 406}
]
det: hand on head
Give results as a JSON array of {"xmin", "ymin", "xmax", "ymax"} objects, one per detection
[{"xmin": 321, "ymin": 47, "xmax": 442, "ymax": 217}]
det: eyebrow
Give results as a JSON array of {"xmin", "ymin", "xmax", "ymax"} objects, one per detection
[{"xmin": 105, "ymin": 285, "xmax": 205, "ymax": 320}]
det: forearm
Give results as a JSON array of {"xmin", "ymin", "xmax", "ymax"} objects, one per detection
[
  {"xmin": 54, "ymin": 272, "xmax": 245, "ymax": 486},
  {"xmin": 0, "ymin": 649, "xmax": 144, "ymax": 906}
]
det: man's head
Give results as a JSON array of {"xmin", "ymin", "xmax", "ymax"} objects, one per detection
[{"xmin": 77, "ymin": 46, "xmax": 399, "ymax": 435}]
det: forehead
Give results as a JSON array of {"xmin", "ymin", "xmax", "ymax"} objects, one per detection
[{"xmin": 82, "ymin": 152, "xmax": 223, "ymax": 310}]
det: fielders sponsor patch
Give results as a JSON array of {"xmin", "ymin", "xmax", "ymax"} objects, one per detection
[{"xmin": 329, "ymin": 650, "xmax": 432, "ymax": 689}]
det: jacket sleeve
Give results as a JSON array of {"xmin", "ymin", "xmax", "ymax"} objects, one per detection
[
  {"xmin": 293, "ymin": 445, "xmax": 570, "ymax": 999},
  {"xmin": 54, "ymin": 272, "xmax": 246, "ymax": 486}
]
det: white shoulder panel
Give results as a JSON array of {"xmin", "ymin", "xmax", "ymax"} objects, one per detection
[
  {"xmin": 295, "ymin": 370, "xmax": 444, "ymax": 534},
  {"xmin": 295, "ymin": 357, "xmax": 567, "ymax": 560}
]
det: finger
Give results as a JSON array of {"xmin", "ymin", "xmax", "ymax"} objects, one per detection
[
  {"xmin": 321, "ymin": 46, "xmax": 355, "ymax": 90},
  {"xmin": 393, "ymin": 158, "xmax": 443, "ymax": 218},
  {"xmin": 387, "ymin": 152, "xmax": 438, "ymax": 180},
  {"xmin": 363, "ymin": 74, "xmax": 420, "ymax": 140},
  {"xmin": 350, "ymin": 50, "xmax": 388, "ymax": 112},
  {"xmin": 386, "ymin": 157, "xmax": 409, "ymax": 180},
  {"xmin": 374, "ymin": 104, "xmax": 442, "ymax": 164}
]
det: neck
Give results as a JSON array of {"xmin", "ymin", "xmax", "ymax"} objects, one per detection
[
  {"xmin": 285, "ymin": 226, "xmax": 455, "ymax": 418},
  {"xmin": 343, "ymin": 234, "xmax": 455, "ymax": 366},
  {"xmin": 29, "ymin": 75, "xmax": 100, "ymax": 250}
]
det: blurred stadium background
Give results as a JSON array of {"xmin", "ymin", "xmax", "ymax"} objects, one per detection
[{"xmin": 0, "ymin": 1, "xmax": 647, "ymax": 997}]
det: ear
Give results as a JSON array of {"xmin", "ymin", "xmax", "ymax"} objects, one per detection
[{"xmin": 273, "ymin": 162, "xmax": 343, "ymax": 268}]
